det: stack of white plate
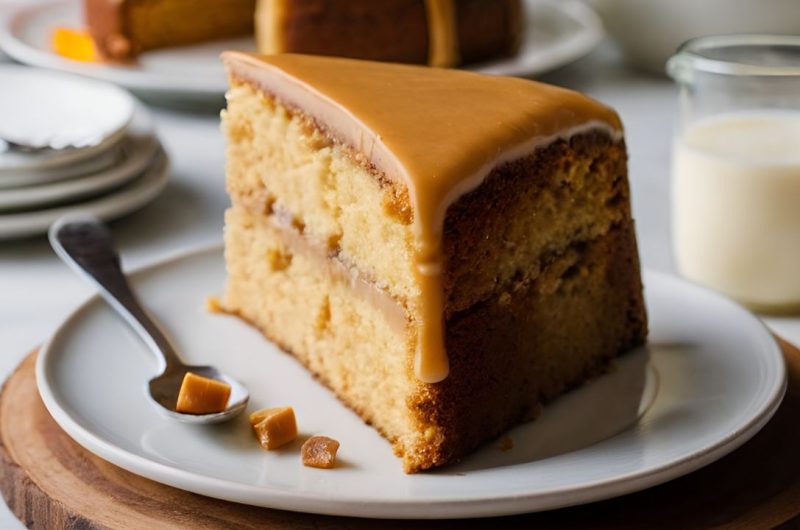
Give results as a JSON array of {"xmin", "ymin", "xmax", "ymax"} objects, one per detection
[{"xmin": 0, "ymin": 66, "xmax": 168, "ymax": 240}]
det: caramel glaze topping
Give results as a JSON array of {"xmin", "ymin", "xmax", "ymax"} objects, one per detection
[{"xmin": 222, "ymin": 52, "xmax": 623, "ymax": 384}]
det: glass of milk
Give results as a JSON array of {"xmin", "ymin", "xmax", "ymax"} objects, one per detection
[{"xmin": 667, "ymin": 35, "xmax": 800, "ymax": 312}]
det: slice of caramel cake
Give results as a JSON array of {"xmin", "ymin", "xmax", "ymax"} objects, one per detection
[
  {"xmin": 84, "ymin": 0, "xmax": 256, "ymax": 60},
  {"xmin": 220, "ymin": 52, "xmax": 647, "ymax": 473}
]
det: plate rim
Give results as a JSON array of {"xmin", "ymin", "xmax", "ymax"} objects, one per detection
[
  {"xmin": 0, "ymin": 147, "xmax": 169, "ymax": 240},
  {"xmin": 0, "ymin": 0, "xmax": 603, "ymax": 98},
  {"xmin": 0, "ymin": 105, "xmax": 157, "ymax": 208},
  {"xmin": 34, "ymin": 248, "xmax": 788, "ymax": 519}
]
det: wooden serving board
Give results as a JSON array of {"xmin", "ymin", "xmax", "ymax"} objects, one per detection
[{"xmin": 1, "ymin": 341, "xmax": 799, "ymax": 530}]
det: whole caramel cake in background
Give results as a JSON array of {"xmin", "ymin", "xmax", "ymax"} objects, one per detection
[
  {"xmin": 220, "ymin": 52, "xmax": 647, "ymax": 473},
  {"xmin": 82, "ymin": 0, "xmax": 521, "ymax": 66}
]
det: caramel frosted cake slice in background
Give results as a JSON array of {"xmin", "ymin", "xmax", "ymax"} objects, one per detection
[
  {"xmin": 256, "ymin": 0, "xmax": 522, "ymax": 67},
  {"xmin": 83, "ymin": 0, "xmax": 520, "ymax": 65},
  {"xmin": 220, "ymin": 52, "xmax": 647, "ymax": 473},
  {"xmin": 84, "ymin": 0, "xmax": 256, "ymax": 60}
]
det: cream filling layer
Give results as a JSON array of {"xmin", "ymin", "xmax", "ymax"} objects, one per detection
[{"xmin": 263, "ymin": 207, "xmax": 410, "ymax": 335}]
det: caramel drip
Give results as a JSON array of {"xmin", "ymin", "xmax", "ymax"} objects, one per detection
[
  {"xmin": 222, "ymin": 52, "xmax": 623, "ymax": 384},
  {"xmin": 425, "ymin": 0, "xmax": 459, "ymax": 67},
  {"xmin": 255, "ymin": 0, "xmax": 285, "ymax": 54}
]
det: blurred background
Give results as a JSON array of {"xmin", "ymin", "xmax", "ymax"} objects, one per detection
[{"xmin": 0, "ymin": 0, "xmax": 799, "ymax": 526}]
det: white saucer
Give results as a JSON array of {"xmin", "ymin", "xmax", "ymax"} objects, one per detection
[
  {"xmin": 0, "ymin": 140, "xmax": 159, "ymax": 212},
  {"xmin": 36, "ymin": 253, "xmax": 786, "ymax": 519},
  {"xmin": 0, "ymin": 119, "xmax": 129, "ymax": 175},
  {"xmin": 0, "ymin": 65, "xmax": 133, "ymax": 175},
  {"xmin": 0, "ymin": 109, "xmax": 158, "ymax": 210},
  {"xmin": 0, "ymin": 148, "xmax": 168, "ymax": 240},
  {"xmin": 0, "ymin": 64, "xmax": 134, "ymax": 150},
  {"xmin": 0, "ymin": 146, "xmax": 121, "ymax": 189},
  {"xmin": 0, "ymin": 0, "xmax": 602, "ymax": 101}
]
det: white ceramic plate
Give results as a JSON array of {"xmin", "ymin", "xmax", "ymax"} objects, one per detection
[
  {"xmin": 0, "ymin": 107, "xmax": 157, "ymax": 209},
  {"xmin": 0, "ymin": 63, "xmax": 134, "ymax": 150},
  {"xmin": 0, "ymin": 132, "xmax": 128, "ymax": 174},
  {"xmin": 0, "ymin": 144, "xmax": 122, "ymax": 189},
  {"xmin": 0, "ymin": 138, "xmax": 158, "ymax": 211},
  {"xmin": 36, "ymin": 251, "xmax": 786, "ymax": 519},
  {"xmin": 0, "ymin": 0, "xmax": 602, "ymax": 101},
  {"xmin": 0, "ymin": 63, "xmax": 132, "ymax": 170},
  {"xmin": 0, "ymin": 148, "xmax": 168, "ymax": 240},
  {"xmin": 0, "ymin": 69, "xmax": 131, "ymax": 172}
]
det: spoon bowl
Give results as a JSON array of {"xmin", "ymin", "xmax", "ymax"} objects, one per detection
[
  {"xmin": 49, "ymin": 214, "xmax": 249, "ymax": 423},
  {"xmin": 149, "ymin": 365, "xmax": 249, "ymax": 424}
]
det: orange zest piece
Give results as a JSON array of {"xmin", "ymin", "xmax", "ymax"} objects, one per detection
[{"xmin": 52, "ymin": 27, "xmax": 98, "ymax": 63}]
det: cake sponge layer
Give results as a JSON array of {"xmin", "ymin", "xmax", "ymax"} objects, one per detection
[
  {"xmin": 442, "ymin": 130, "xmax": 630, "ymax": 314},
  {"xmin": 223, "ymin": 206, "xmax": 418, "ymax": 453},
  {"xmin": 224, "ymin": 82, "xmax": 418, "ymax": 305},
  {"xmin": 424, "ymin": 220, "xmax": 646, "ymax": 468},
  {"xmin": 223, "ymin": 205, "xmax": 645, "ymax": 472}
]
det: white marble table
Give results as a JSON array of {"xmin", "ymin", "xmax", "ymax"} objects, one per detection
[{"xmin": 1, "ymin": 41, "xmax": 798, "ymax": 528}]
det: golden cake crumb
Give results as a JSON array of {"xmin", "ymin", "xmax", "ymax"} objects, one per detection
[
  {"xmin": 498, "ymin": 436, "xmax": 514, "ymax": 452},
  {"xmin": 206, "ymin": 296, "xmax": 223, "ymax": 313},
  {"xmin": 250, "ymin": 407, "xmax": 298, "ymax": 450},
  {"xmin": 175, "ymin": 372, "xmax": 231, "ymax": 414},
  {"xmin": 301, "ymin": 436, "xmax": 340, "ymax": 469}
]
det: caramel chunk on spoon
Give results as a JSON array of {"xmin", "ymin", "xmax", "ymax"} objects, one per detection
[{"xmin": 175, "ymin": 372, "xmax": 232, "ymax": 414}]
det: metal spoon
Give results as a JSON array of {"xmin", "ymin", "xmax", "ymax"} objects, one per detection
[{"xmin": 49, "ymin": 215, "xmax": 249, "ymax": 424}]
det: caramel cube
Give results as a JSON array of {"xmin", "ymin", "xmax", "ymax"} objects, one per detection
[
  {"xmin": 301, "ymin": 436, "xmax": 340, "ymax": 469},
  {"xmin": 250, "ymin": 407, "xmax": 298, "ymax": 450},
  {"xmin": 175, "ymin": 372, "xmax": 231, "ymax": 414}
]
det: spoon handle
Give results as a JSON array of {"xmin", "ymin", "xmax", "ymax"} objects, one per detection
[{"xmin": 49, "ymin": 215, "xmax": 185, "ymax": 372}]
